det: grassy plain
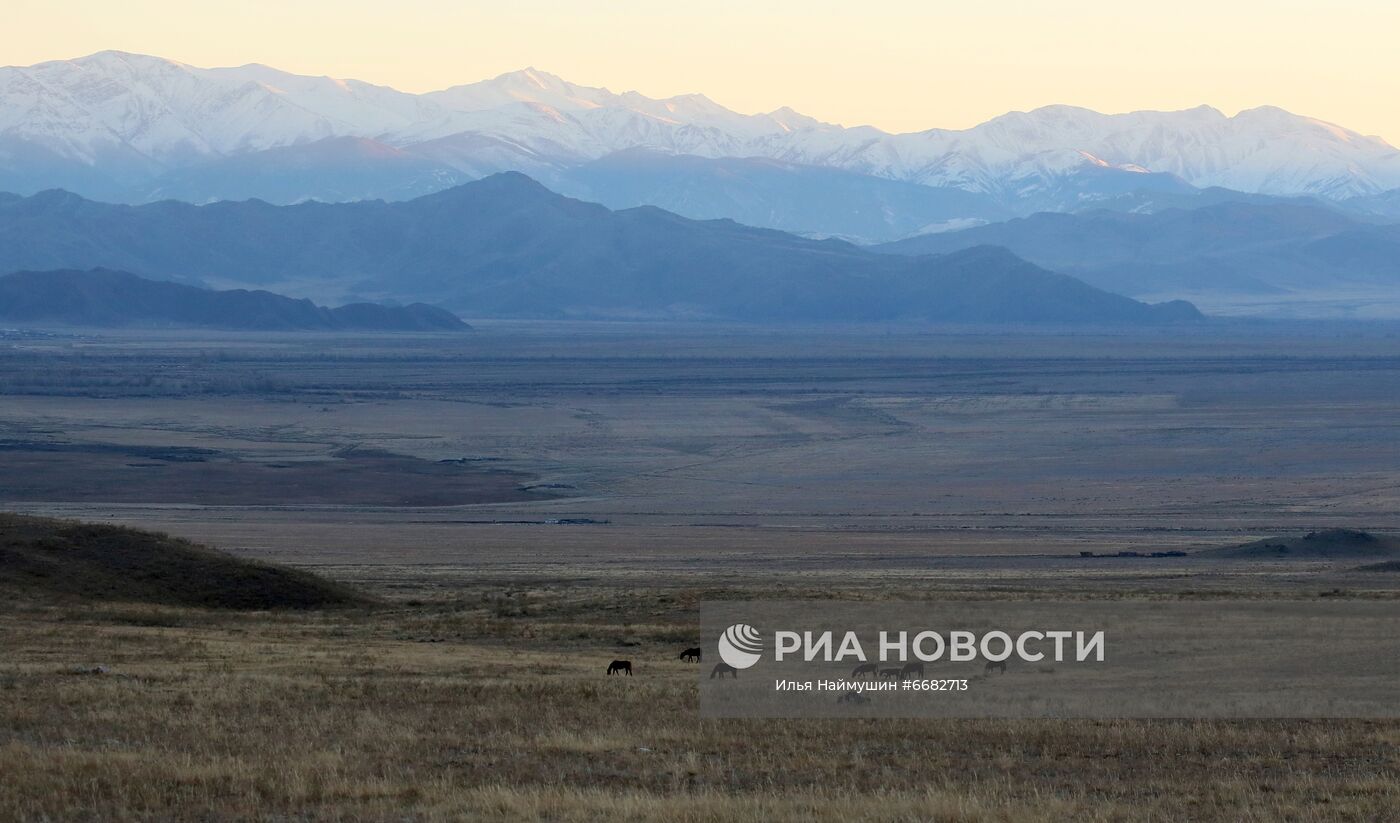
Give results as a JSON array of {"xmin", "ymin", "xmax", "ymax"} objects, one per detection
[
  {"xmin": 3, "ymin": 324, "xmax": 1400, "ymax": 820},
  {"xmin": 3, "ymin": 574, "xmax": 1399, "ymax": 822}
]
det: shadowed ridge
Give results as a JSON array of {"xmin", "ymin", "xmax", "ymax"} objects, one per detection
[
  {"xmin": 0, "ymin": 268, "xmax": 469, "ymax": 331},
  {"xmin": 0, "ymin": 513, "xmax": 372, "ymax": 609},
  {"xmin": 1195, "ymin": 529, "xmax": 1400, "ymax": 560}
]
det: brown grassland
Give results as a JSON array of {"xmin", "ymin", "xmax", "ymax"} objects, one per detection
[
  {"xmin": 3, "ymin": 325, "xmax": 1400, "ymax": 820},
  {"xmin": 4, "ymin": 574, "xmax": 1400, "ymax": 822}
]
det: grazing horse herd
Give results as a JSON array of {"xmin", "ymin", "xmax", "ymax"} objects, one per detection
[
  {"xmin": 605, "ymin": 647, "xmax": 705, "ymax": 677},
  {"xmin": 608, "ymin": 648, "xmax": 1010, "ymax": 679}
]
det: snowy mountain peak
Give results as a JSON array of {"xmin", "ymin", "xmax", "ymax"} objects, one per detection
[
  {"xmin": 491, "ymin": 67, "xmax": 575, "ymax": 93},
  {"xmin": 3, "ymin": 52, "xmax": 1400, "ymax": 206},
  {"xmin": 65, "ymin": 50, "xmax": 192, "ymax": 70}
]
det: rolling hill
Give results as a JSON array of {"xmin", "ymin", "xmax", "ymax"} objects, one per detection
[
  {"xmin": 0, "ymin": 513, "xmax": 370, "ymax": 608},
  {"xmin": 1194, "ymin": 529, "xmax": 1400, "ymax": 561}
]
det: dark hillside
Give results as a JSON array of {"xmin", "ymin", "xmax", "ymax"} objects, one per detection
[
  {"xmin": 0, "ymin": 513, "xmax": 370, "ymax": 608},
  {"xmin": 0, "ymin": 269, "xmax": 467, "ymax": 331},
  {"xmin": 1195, "ymin": 529, "xmax": 1400, "ymax": 560}
]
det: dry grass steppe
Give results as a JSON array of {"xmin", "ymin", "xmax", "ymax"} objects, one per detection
[
  {"xmin": 3, "ymin": 324, "xmax": 1400, "ymax": 820},
  {"xmin": 3, "ymin": 573, "xmax": 1400, "ymax": 822}
]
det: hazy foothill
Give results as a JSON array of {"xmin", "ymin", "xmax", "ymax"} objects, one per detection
[
  {"xmin": 3, "ymin": 45, "xmax": 1400, "ymax": 822},
  {"xmin": 0, "ymin": 178, "xmax": 1197, "ymax": 324},
  {"xmin": 876, "ymin": 201, "xmax": 1400, "ymax": 315},
  {"xmin": 0, "ymin": 269, "xmax": 469, "ymax": 331}
]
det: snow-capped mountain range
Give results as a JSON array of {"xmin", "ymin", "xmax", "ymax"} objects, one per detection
[{"xmin": 5, "ymin": 50, "xmax": 1400, "ymax": 237}]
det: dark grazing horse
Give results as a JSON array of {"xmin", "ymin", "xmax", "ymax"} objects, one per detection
[
  {"xmin": 850, "ymin": 663, "xmax": 878, "ymax": 678},
  {"xmin": 900, "ymin": 662, "xmax": 925, "ymax": 679},
  {"xmin": 878, "ymin": 667, "xmax": 904, "ymax": 680},
  {"xmin": 679, "ymin": 647, "xmax": 702, "ymax": 662},
  {"xmin": 710, "ymin": 662, "xmax": 738, "ymax": 679},
  {"xmin": 984, "ymin": 660, "xmax": 1007, "ymax": 675},
  {"xmin": 607, "ymin": 660, "xmax": 632, "ymax": 676}
]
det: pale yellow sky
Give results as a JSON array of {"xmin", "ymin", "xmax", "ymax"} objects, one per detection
[{"xmin": 7, "ymin": 0, "xmax": 1400, "ymax": 142}]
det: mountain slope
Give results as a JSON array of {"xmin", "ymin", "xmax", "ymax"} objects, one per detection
[
  {"xmin": 0, "ymin": 175, "xmax": 1199, "ymax": 324},
  {"xmin": 148, "ymin": 137, "xmax": 469, "ymax": 204},
  {"xmin": 874, "ymin": 104, "xmax": 1400, "ymax": 200},
  {"xmin": 553, "ymin": 149, "xmax": 1011, "ymax": 242},
  {"xmin": 876, "ymin": 202, "xmax": 1400, "ymax": 299},
  {"xmin": 0, "ymin": 269, "xmax": 469, "ymax": 330},
  {"xmin": 1341, "ymin": 188, "xmax": 1400, "ymax": 221},
  {"xmin": 4, "ymin": 52, "xmax": 1400, "ymax": 221}
]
